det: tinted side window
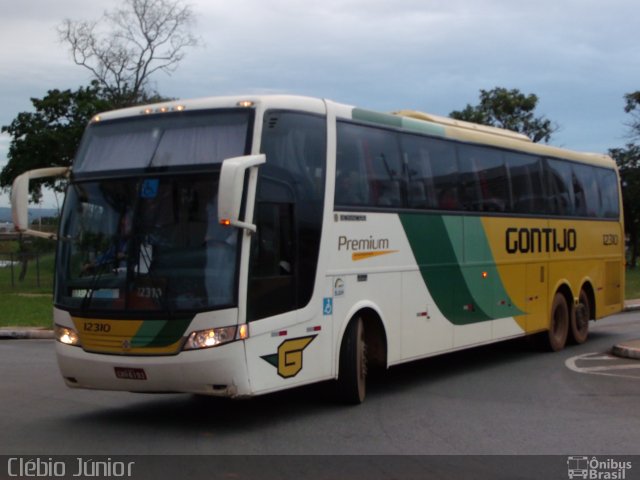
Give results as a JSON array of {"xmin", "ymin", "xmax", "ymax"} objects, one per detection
[
  {"xmin": 401, "ymin": 134, "xmax": 460, "ymax": 210},
  {"xmin": 336, "ymin": 123, "xmax": 404, "ymax": 207},
  {"xmin": 572, "ymin": 164, "xmax": 601, "ymax": 217},
  {"xmin": 250, "ymin": 111, "xmax": 326, "ymax": 321},
  {"xmin": 546, "ymin": 159, "xmax": 575, "ymax": 215},
  {"xmin": 598, "ymin": 168, "xmax": 620, "ymax": 219},
  {"xmin": 506, "ymin": 153, "xmax": 546, "ymax": 214},
  {"xmin": 261, "ymin": 111, "xmax": 326, "ymax": 201},
  {"xmin": 458, "ymin": 145, "xmax": 509, "ymax": 212}
]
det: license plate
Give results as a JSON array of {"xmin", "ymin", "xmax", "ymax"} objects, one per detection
[{"xmin": 114, "ymin": 367, "xmax": 147, "ymax": 380}]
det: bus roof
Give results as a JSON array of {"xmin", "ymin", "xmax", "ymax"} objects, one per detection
[
  {"xmin": 90, "ymin": 94, "xmax": 616, "ymax": 170},
  {"xmin": 349, "ymin": 105, "xmax": 615, "ymax": 169},
  {"xmin": 394, "ymin": 110, "xmax": 533, "ymax": 143}
]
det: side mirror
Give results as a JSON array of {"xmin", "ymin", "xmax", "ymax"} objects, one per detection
[
  {"xmin": 11, "ymin": 166, "xmax": 69, "ymax": 239},
  {"xmin": 218, "ymin": 154, "xmax": 266, "ymax": 232}
]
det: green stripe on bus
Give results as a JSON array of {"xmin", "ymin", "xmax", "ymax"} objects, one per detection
[
  {"xmin": 352, "ymin": 108, "xmax": 446, "ymax": 137},
  {"xmin": 132, "ymin": 318, "xmax": 192, "ymax": 347},
  {"xmin": 399, "ymin": 213, "xmax": 522, "ymax": 324},
  {"xmin": 352, "ymin": 108, "xmax": 403, "ymax": 128},
  {"xmin": 457, "ymin": 217, "xmax": 524, "ymax": 319}
]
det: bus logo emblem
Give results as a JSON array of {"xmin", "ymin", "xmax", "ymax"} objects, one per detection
[{"xmin": 261, "ymin": 335, "xmax": 317, "ymax": 379}]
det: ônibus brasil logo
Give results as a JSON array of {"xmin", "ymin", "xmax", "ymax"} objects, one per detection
[{"xmin": 567, "ymin": 456, "xmax": 632, "ymax": 480}]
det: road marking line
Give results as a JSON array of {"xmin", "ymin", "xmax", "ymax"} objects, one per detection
[
  {"xmin": 581, "ymin": 355, "xmax": 617, "ymax": 361},
  {"xmin": 565, "ymin": 352, "xmax": 640, "ymax": 379}
]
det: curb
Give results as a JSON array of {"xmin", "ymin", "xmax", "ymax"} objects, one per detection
[
  {"xmin": 0, "ymin": 328, "xmax": 54, "ymax": 340},
  {"xmin": 611, "ymin": 340, "xmax": 640, "ymax": 360}
]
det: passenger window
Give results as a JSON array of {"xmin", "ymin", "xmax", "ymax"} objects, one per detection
[
  {"xmin": 401, "ymin": 135, "xmax": 459, "ymax": 210},
  {"xmin": 458, "ymin": 145, "xmax": 509, "ymax": 212},
  {"xmin": 546, "ymin": 159, "xmax": 575, "ymax": 215},
  {"xmin": 572, "ymin": 164, "xmax": 601, "ymax": 217},
  {"xmin": 336, "ymin": 123, "xmax": 404, "ymax": 207},
  {"xmin": 507, "ymin": 153, "xmax": 546, "ymax": 214},
  {"xmin": 598, "ymin": 168, "xmax": 620, "ymax": 219}
]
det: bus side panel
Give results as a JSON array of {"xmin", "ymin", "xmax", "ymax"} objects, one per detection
[
  {"xmin": 331, "ymin": 272, "xmax": 402, "ymax": 365},
  {"xmin": 483, "ymin": 216, "xmax": 623, "ymax": 332},
  {"xmin": 547, "ymin": 219, "xmax": 624, "ymax": 319},
  {"xmin": 480, "ymin": 217, "xmax": 550, "ymax": 334},
  {"xmin": 399, "ymin": 213, "xmax": 525, "ymax": 352},
  {"xmin": 525, "ymin": 262, "xmax": 549, "ymax": 333},
  {"xmin": 400, "ymin": 270, "xmax": 453, "ymax": 360},
  {"xmin": 242, "ymin": 305, "xmax": 334, "ymax": 396}
]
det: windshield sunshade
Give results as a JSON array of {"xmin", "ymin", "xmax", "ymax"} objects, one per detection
[{"xmin": 73, "ymin": 110, "xmax": 252, "ymax": 173}]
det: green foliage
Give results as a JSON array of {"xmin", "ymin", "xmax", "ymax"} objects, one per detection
[
  {"xmin": 0, "ymin": 82, "xmax": 114, "ymax": 200},
  {"xmin": 450, "ymin": 87, "xmax": 558, "ymax": 143},
  {"xmin": 610, "ymin": 144, "xmax": 640, "ymax": 267},
  {"xmin": 624, "ymin": 91, "xmax": 640, "ymax": 140},
  {"xmin": 0, "ymin": 81, "xmax": 170, "ymax": 202}
]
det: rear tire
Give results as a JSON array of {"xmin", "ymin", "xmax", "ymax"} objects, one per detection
[
  {"xmin": 569, "ymin": 289, "xmax": 590, "ymax": 345},
  {"xmin": 546, "ymin": 292, "xmax": 569, "ymax": 352},
  {"xmin": 337, "ymin": 317, "xmax": 367, "ymax": 404}
]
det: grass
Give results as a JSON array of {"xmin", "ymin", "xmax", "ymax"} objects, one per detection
[
  {"xmin": 0, "ymin": 293, "xmax": 53, "ymax": 328},
  {"xmin": 0, "ymin": 241, "xmax": 56, "ymax": 328},
  {"xmin": 625, "ymin": 267, "xmax": 640, "ymax": 300}
]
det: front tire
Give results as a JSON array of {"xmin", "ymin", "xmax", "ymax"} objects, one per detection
[{"xmin": 337, "ymin": 317, "xmax": 367, "ymax": 404}]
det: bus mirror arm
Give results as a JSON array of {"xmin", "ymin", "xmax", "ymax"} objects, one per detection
[
  {"xmin": 218, "ymin": 154, "xmax": 266, "ymax": 233},
  {"xmin": 11, "ymin": 166, "xmax": 70, "ymax": 239}
]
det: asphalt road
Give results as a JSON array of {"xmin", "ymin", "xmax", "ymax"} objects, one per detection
[{"xmin": 1, "ymin": 312, "xmax": 639, "ymax": 459}]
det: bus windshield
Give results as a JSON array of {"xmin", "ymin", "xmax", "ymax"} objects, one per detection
[
  {"xmin": 56, "ymin": 173, "xmax": 240, "ymax": 315},
  {"xmin": 55, "ymin": 109, "xmax": 253, "ymax": 316}
]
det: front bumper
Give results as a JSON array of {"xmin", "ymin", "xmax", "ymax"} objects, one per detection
[{"xmin": 55, "ymin": 340, "xmax": 252, "ymax": 397}]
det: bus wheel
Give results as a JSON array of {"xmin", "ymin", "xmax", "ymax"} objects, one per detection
[
  {"xmin": 337, "ymin": 317, "xmax": 367, "ymax": 404},
  {"xmin": 570, "ymin": 289, "xmax": 590, "ymax": 344},
  {"xmin": 547, "ymin": 293, "xmax": 569, "ymax": 352}
]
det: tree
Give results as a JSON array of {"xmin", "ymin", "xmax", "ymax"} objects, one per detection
[
  {"xmin": 0, "ymin": 82, "xmax": 114, "ymax": 200},
  {"xmin": 449, "ymin": 87, "xmax": 558, "ymax": 143},
  {"xmin": 58, "ymin": 0, "xmax": 199, "ymax": 107},
  {"xmin": 610, "ymin": 144, "xmax": 640, "ymax": 267},
  {"xmin": 624, "ymin": 91, "xmax": 640, "ymax": 140},
  {"xmin": 2, "ymin": 0, "xmax": 194, "ymax": 200}
]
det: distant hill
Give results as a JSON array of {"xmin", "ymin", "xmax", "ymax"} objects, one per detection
[{"xmin": 0, "ymin": 207, "xmax": 60, "ymax": 224}]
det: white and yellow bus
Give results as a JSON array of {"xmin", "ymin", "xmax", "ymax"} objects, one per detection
[{"xmin": 12, "ymin": 95, "xmax": 624, "ymax": 403}]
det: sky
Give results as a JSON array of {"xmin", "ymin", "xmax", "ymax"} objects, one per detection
[{"xmin": 0, "ymin": 0, "xmax": 638, "ymax": 207}]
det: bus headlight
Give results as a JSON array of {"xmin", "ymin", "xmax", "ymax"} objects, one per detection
[
  {"xmin": 54, "ymin": 325, "xmax": 81, "ymax": 347},
  {"xmin": 183, "ymin": 325, "xmax": 248, "ymax": 351}
]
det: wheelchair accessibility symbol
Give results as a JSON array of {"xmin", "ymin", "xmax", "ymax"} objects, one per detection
[
  {"xmin": 323, "ymin": 298, "xmax": 333, "ymax": 316},
  {"xmin": 140, "ymin": 178, "xmax": 159, "ymax": 198}
]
